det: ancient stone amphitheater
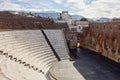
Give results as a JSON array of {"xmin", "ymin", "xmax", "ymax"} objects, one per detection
[
  {"xmin": 0, "ymin": 30, "xmax": 70, "ymax": 80},
  {"xmin": 0, "ymin": 12, "xmax": 86, "ymax": 80}
]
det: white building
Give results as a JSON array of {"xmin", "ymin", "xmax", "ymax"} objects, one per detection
[
  {"xmin": 69, "ymin": 21, "xmax": 89, "ymax": 32},
  {"xmin": 61, "ymin": 11, "xmax": 72, "ymax": 21},
  {"xmin": 57, "ymin": 11, "xmax": 72, "ymax": 24}
]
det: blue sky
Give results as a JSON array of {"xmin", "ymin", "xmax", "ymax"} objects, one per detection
[{"xmin": 0, "ymin": 0, "xmax": 120, "ymax": 18}]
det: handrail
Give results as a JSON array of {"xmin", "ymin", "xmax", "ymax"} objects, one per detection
[{"xmin": 41, "ymin": 30, "xmax": 60, "ymax": 61}]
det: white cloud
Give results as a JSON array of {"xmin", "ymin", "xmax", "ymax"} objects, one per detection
[
  {"xmin": 54, "ymin": 0, "xmax": 63, "ymax": 4},
  {"xmin": 0, "ymin": 0, "xmax": 119, "ymax": 18},
  {"xmin": 0, "ymin": 0, "xmax": 23, "ymax": 11},
  {"xmin": 0, "ymin": 0, "xmax": 54, "ymax": 12},
  {"xmin": 66, "ymin": 0, "xmax": 84, "ymax": 6},
  {"xmin": 65, "ymin": 0, "xmax": 120, "ymax": 18}
]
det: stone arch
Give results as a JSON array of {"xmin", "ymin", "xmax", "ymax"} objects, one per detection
[
  {"xmin": 104, "ymin": 35, "xmax": 109, "ymax": 51},
  {"xmin": 86, "ymin": 32, "xmax": 92, "ymax": 47},
  {"xmin": 111, "ymin": 37, "xmax": 117, "ymax": 53},
  {"xmin": 97, "ymin": 33, "xmax": 103, "ymax": 53},
  {"xmin": 91, "ymin": 35, "xmax": 96, "ymax": 49}
]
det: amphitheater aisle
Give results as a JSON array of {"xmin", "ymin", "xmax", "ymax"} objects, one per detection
[{"xmin": 44, "ymin": 30, "xmax": 69, "ymax": 60}]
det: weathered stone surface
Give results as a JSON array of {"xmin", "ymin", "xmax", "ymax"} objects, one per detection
[{"xmin": 79, "ymin": 22, "xmax": 120, "ymax": 63}]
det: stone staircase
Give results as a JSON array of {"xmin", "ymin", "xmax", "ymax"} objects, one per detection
[{"xmin": 44, "ymin": 29, "xmax": 70, "ymax": 60}]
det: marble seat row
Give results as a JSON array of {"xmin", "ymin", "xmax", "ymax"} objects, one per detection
[
  {"xmin": 0, "ymin": 30, "xmax": 58, "ymax": 80},
  {"xmin": 0, "ymin": 53, "xmax": 55, "ymax": 80}
]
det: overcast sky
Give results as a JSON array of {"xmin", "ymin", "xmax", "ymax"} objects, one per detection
[{"xmin": 0, "ymin": 0, "xmax": 120, "ymax": 18}]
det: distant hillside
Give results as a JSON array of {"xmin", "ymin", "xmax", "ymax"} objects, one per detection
[
  {"xmin": 98, "ymin": 17, "xmax": 111, "ymax": 22},
  {"xmin": 71, "ymin": 15, "xmax": 84, "ymax": 20},
  {"xmin": 33, "ymin": 12, "xmax": 84, "ymax": 20},
  {"xmin": 34, "ymin": 12, "xmax": 60, "ymax": 18},
  {"xmin": 87, "ymin": 17, "xmax": 111, "ymax": 22}
]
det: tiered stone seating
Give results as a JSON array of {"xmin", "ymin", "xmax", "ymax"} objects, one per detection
[
  {"xmin": 44, "ymin": 30, "xmax": 70, "ymax": 60},
  {"xmin": 0, "ymin": 30, "xmax": 58, "ymax": 80}
]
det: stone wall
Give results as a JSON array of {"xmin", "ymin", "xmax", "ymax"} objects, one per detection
[
  {"xmin": 64, "ymin": 28, "xmax": 78, "ymax": 49},
  {"xmin": 0, "ymin": 11, "xmax": 68, "ymax": 30},
  {"xmin": 80, "ymin": 22, "xmax": 120, "ymax": 63}
]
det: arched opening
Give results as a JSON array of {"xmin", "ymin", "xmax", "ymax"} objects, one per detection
[
  {"xmin": 104, "ymin": 35, "xmax": 109, "ymax": 51},
  {"xmin": 111, "ymin": 37, "xmax": 117, "ymax": 53},
  {"xmin": 118, "ymin": 48, "xmax": 120, "ymax": 55},
  {"xmin": 97, "ymin": 33, "xmax": 103, "ymax": 53},
  {"xmin": 86, "ymin": 32, "xmax": 92, "ymax": 47}
]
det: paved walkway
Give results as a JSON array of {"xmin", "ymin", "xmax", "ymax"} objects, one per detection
[{"xmin": 49, "ymin": 48, "xmax": 120, "ymax": 80}]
